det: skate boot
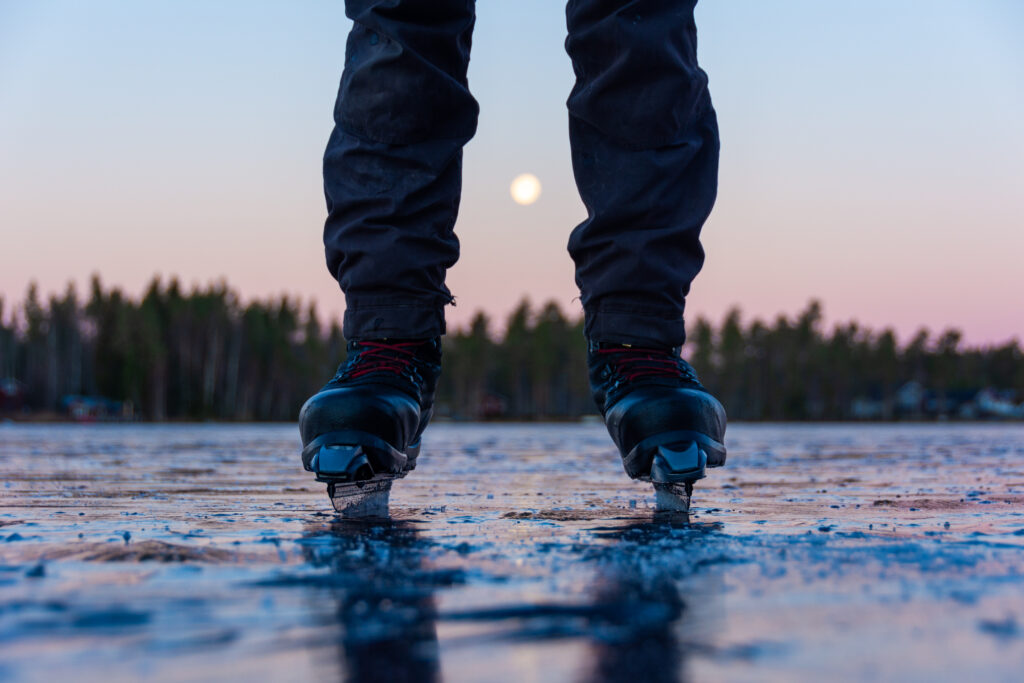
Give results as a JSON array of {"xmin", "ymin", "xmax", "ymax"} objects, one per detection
[
  {"xmin": 299, "ymin": 338, "xmax": 441, "ymax": 515},
  {"xmin": 588, "ymin": 340, "xmax": 726, "ymax": 512}
]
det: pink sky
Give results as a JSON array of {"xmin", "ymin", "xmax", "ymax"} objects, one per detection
[{"xmin": 2, "ymin": 1, "xmax": 1022, "ymax": 346}]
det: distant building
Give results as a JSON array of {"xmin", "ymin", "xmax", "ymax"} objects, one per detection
[
  {"xmin": 895, "ymin": 381, "xmax": 926, "ymax": 417},
  {"xmin": 59, "ymin": 395, "xmax": 135, "ymax": 422},
  {"xmin": 850, "ymin": 396, "xmax": 885, "ymax": 420},
  {"xmin": 973, "ymin": 388, "xmax": 1023, "ymax": 419},
  {"xmin": 860, "ymin": 382, "xmax": 1023, "ymax": 421}
]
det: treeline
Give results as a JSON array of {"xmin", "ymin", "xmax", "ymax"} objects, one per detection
[
  {"xmin": 0, "ymin": 277, "xmax": 344, "ymax": 421},
  {"xmin": 0, "ymin": 278, "xmax": 1021, "ymax": 421},
  {"xmin": 687, "ymin": 302, "xmax": 1022, "ymax": 420}
]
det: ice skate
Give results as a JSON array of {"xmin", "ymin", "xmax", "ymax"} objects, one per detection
[
  {"xmin": 587, "ymin": 341, "xmax": 727, "ymax": 512},
  {"xmin": 299, "ymin": 338, "xmax": 441, "ymax": 516}
]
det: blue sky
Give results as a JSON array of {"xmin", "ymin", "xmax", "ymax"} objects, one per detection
[{"xmin": 2, "ymin": 1, "xmax": 1022, "ymax": 343}]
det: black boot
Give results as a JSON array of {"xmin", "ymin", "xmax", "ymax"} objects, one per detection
[
  {"xmin": 588, "ymin": 340, "xmax": 727, "ymax": 492},
  {"xmin": 299, "ymin": 338, "xmax": 441, "ymax": 491}
]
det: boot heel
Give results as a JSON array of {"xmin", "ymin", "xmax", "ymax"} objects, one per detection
[
  {"xmin": 649, "ymin": 442, "xmax": 707, "ymax": 484},
  {"xmin": 310, "ymin": 444, "xmax": 374, "ymax": 483}
]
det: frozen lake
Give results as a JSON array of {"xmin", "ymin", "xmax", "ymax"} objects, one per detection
[{"xmin": 1, "ymin": 422, "xmax": 1023, "ymax": 681}]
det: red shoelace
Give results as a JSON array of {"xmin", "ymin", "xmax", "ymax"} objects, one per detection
[
  {"xmin": 597, "ymin": 346, "xmax": 686, "ymax": 382},
  {"xmin": 347, "ymin": 341, "xmax": 423, "ymax": 379}
]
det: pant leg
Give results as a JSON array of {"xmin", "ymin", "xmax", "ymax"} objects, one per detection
[
  {"xmin": 325, "ymin": 0, "xmax": 478, "ymax": 341},
  {"xmin": 565, "ymin": 0, "xmax": 719, "ymax": 348}
]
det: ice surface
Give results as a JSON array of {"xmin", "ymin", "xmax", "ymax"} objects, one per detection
[{"xmin": 1, "ymin": 422, "xmax": 1023, "ymax": 681}]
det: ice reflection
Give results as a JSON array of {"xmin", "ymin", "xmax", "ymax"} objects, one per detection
[
  {"xmin": 298, "ymin": 513, "xmax": 725, "ymax": 682},
  {"xmin": 300, "ymin": 519, "xmax": 452, "ymax": 683},
  {"xmin": 579, "ymin": 515, "xmax": 722, "ymax": 683}
]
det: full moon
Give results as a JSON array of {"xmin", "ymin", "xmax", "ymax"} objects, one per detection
[{"xmin": 510, "ymin": 173, "xmax": 542, "ymax": 205}]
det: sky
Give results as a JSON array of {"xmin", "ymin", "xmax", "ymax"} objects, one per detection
[{"xmin": 1, "ymin": 0, "xmax": 1022, "ymax": 345}]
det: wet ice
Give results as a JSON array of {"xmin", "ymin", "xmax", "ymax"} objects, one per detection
[{"xmin": 0, "ymin": 422, "xmax": 1023, "ymax": 681}]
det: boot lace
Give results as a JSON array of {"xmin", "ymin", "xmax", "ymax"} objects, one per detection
[
  {"xmin": 597, "ymin": 346, "xmax": 698, "ymax": 384},
  {"xmin": 340, "ymin": 341, "xmax": 424, "ymax": 381}
]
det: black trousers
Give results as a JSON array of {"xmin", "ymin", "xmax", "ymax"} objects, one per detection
[{"xmin": 324, "ymin": 0, "xmax": 719, "ymax": 347}]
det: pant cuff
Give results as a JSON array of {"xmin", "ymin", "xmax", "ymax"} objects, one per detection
[
  {"xmin": 584, "ymin": 304, "xmax": 686, "ymax": 348},
  {"xmin": 343, "ymin": 299, "xmax": 446, "ymax": 341}
]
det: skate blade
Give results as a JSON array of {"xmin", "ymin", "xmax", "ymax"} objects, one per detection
[
  {"xmin": 653, "ymin": 482, "xmax": 692, "ymax": 512},
  {"xmin": 328, "ymin": 478, "xmax": 393, "ymax": 517}
]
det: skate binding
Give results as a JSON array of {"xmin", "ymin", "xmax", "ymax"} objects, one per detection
[
  {"xmin": 626, "ymin": 436, "xmax": 724, "ymax": 509},
  {"xmin": 587, "ymin": 341, "xmax": 727, "ymax": 514},
  {"xmin": 304, "ymin": 431, "xmax": 423, "ymax": 516},
  {"xmin": 643, "ymin": 439, "xmax": 714, "ymax": 512},
  {"xmin": 311, "ymin": 443, "xmax": 396, "ymax": 516},
  {"xmin": 311, "ymin": 444, "xmax": 374, "ymax": 483},
  {"xmin": 299, "ymin": 338, "xmax": 441, "ymax": 517}
]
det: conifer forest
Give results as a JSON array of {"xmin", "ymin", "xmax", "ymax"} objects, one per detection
[{"xmin": 1, "ymin": 277, "xmax": 1021, "ymax": 421}]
